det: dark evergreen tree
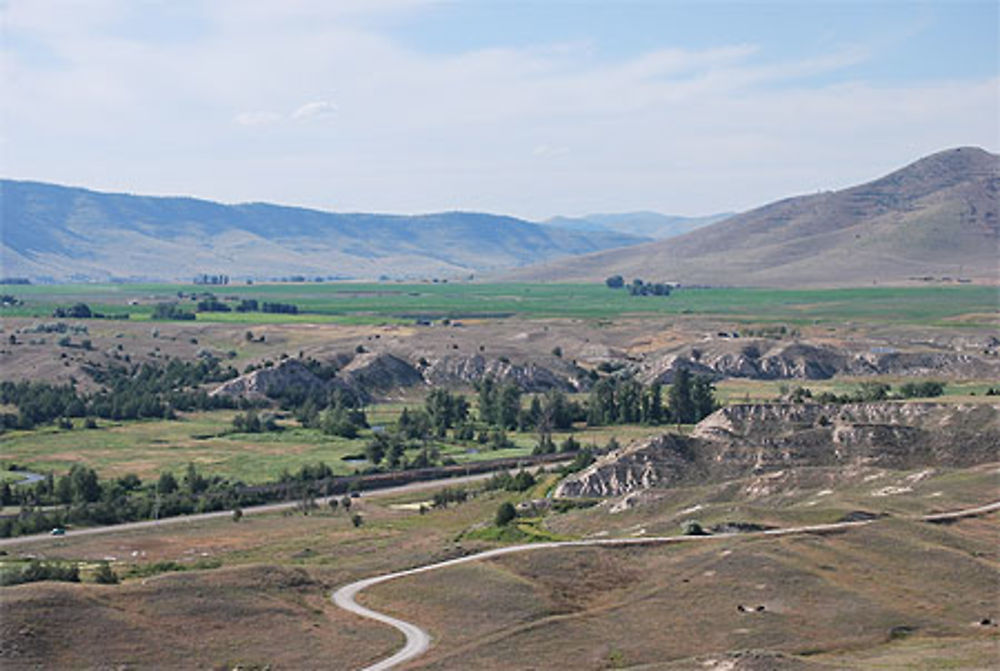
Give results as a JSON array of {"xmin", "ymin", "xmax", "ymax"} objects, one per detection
[{"xmin": 669, "ymin": 369, "xmax": 696, "ymax": 424}]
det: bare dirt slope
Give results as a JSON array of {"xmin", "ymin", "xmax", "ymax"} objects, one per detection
[{"xmin": 509, "ymin": 147, "xmax": 1000, "ymax": 286}]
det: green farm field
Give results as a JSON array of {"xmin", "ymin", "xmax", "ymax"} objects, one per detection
[{"xmin": 4, "ymin": 282, "xmax": 997, "ymax": 327}]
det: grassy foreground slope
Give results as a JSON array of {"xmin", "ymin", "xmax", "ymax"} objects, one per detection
[{"xmin": 1, "ymin": 464, "xmax": 996, "ymax": 669}]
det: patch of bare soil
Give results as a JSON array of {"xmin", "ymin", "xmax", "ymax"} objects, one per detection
[{"xmin": 0, "ymin": 564, "xmax": 399, "ymax": 670}]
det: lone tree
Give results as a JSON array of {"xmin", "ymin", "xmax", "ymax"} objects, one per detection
[
  {"xmin": 605, "ymin": 275, "xmax": 625, "ymax": 289},
  {"xmin": 495, "ymin": 501, "xmax": 517, "ymax": 527}
]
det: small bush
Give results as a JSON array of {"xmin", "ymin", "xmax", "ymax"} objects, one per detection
[
  {"xmin": 495, "ymin": 502, "xmax": 517, "ymax": 527},
  {"xmin": 93, "ymin": 562, "xmax": 119, "ymax": 584},
  {"xmin": 681, "ymin": 520, "xmax": 708, "ymax": 536}
]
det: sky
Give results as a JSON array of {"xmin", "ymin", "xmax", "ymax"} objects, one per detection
[{"xmin": 2, "ymin": 0, "xmax": 998, "ymax": 220}]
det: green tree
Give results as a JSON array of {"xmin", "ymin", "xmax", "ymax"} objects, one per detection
[
  {"xmin": 364, "ymin": 435, "xmax": 387, "ymax": 465},
  {"xmin": 495, "ymin": 502, "xmax": 517, "ymax": 526},
  {"xmin": 477, "ymin": 376, "xmax": 498, "ymax": 425},
  {"xmin": 669, "ymin": 369, "xmax": 695, "ymax": 424},
  {"xmin": 69, "ymin": 465, "xmax": 100, "ymax": 503},
  {"xmin": 691, "ymin": 376, "xmax": 718, "ymax": 422},
  {"xmin": 643, "ymin": 383, "xmax": 664, "ymax": 424},
  {"xmin": 156, "ymin": 471, "xmax": 178, "ymax": 495},
  {"xmin": 183, "ymin": 462, "xmax": 207, "ymax": 495},
  {"xmin": 498, "ymin": 383, "xmax": 522, "ymax": 430}
]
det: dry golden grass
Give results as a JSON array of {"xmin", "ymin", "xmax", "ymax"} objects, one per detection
[
  {"xmin": 376, "ymin": 516, "xmax": 998, "ymax": 670},
  {"xmin": 2, "ymin": 458, "xmax": 997, "ymax": 669}
]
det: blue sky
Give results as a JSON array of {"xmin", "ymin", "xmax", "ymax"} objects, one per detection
[{"xmin": 2, "ymin": 1, "xmax": 997, "ymax": 219}]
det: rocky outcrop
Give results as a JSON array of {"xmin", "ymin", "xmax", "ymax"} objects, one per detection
[
  {"xmin": 423, "ymin": 354, "xmax": 588, "ymax": 392},
  {"xmin": 641, "ymin": 339, "xmax": 1000, "ymax": 383},
  {"xmin": 556, "ymin": 433, "xmax": 706, "ymax": 497},
  {"xmin": 338, "ymin": 352, "xmax": 425, "ymax": 396},
  {"xmin": 211, "ymin": 351, "xmax": 589, "ymax": 401},
  {"xmin": 211, "ymin": 353, "xmax": 426, "ymax": 401},
  {"xmin": 556, "ymin": 402, "xmax": 1000, "ymax": 498},
  {"xmin": 210, "ymin": 359, "xmax": 329, "ymax": 399}
]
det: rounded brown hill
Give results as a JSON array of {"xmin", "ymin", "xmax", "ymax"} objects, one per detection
[{"xmin": 510, "ymin": 146, "xmax": 999, "ymax": 287}]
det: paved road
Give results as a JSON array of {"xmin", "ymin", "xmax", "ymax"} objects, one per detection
[
  {"xmin": 0, "ymin": 467, "xmax": 559, "ymax": 549},
  {"xmin": 333, "ymin": 500, "xmax": 1000, "ymax": 671}
]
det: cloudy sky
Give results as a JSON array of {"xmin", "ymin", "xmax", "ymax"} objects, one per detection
[{"xmin": 2, "ymin": 0, "xmax": 997, "ymax": 220}]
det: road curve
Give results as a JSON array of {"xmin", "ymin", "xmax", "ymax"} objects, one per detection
[{"xmin": 333, "ymin": 501, "xmax": 1000, "ymax": 671}]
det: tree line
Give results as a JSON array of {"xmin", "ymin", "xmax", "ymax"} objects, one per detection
[
  {"xmin": 605, "ymin": 276, "xmax": 672, "ymax": 296},
  {"xmin": 0, "ymin": 358, "xmax": 240, "ymax": 430},
  {"xmin": 785, "ymin": 380, "xmax": 946, "ymax": 404}
]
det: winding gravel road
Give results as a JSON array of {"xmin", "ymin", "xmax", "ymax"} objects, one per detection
[{"xmin": 333, "ymin": 500, "xmax": 1000, "ymax": 671}]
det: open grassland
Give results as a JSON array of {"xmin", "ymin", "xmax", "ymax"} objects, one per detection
[
  {"xmin": 361, "ymin": 465, "xmax": 1000, "ymax": 670},
  {"xmin": 0, "ymin": 479, "xmax": 544, "ymax": 670},
  {"xmin": 4, "ymin": 282, "xmax": 998, "ymax": 327},
  {"xmin": 0, "ymin": 407, "xmax": 664, "ymax": 483},
  {"xmin": 385, "ymin": 517, "xmax": 998, "ymax": 670},
  {"xmin": 714, "ymin": 376, "xmax": 1000, "ymax": 405},
  {"xmin": 2, "ymin": 466, "xmax": 995, "ymax": 669}
]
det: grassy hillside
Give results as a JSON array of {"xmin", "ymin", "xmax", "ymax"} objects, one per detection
[{"xmin": 511, "ymin": 147, "xmax": 1000, "ymax": 287}]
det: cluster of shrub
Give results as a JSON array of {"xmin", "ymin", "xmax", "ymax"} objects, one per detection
[
  {"xmin": 193, "ymin": 274, "xmax": 230, "ymax": 285},
  {"xmin": 197, "ymin": 298, "xmax": 299, "ymax": 314},
  {"xmin": 0, "ymin": 358, "xmax": 240, "ymax": 431},
  {"xmin": 231, "ymin": 387, "xmax": 369, "ymax": 439},
  {"xmin": 0, "ymin": 561, "xmax": 84, "ymax": 586},
  {"xmin": 50, "ymin": 303, "xmax": 129, "ymax": 320},
  {"xmin": 604, "ymin": 275, "xmax": 672, "ymax": 296},
  {"xmin": 740, "ymin": 324, "xmax": 801, "ymax": 339},
  {"xmin": 483, "ymin": 469, "xmax": 537, "ymax": 492},
  {"xmin": 20, "ymin": 321, "xmax": 88, "ymax": 335},
  {"xmin": 785, "ymin": 380, "xmax": 946, "ymax": 404},
  {"xmin": 152, "ymin": 302, "xmax": 196, "ymax": 320}
]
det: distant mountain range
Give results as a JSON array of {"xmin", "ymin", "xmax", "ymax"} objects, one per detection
[
  {"xmin": 511, "ymin": 147, "xmax": 999, "ymax": 287},
  {"xmin": 3, "ymin": 147, "xmax": 996, "ymax": 286},
  {"xmin": 545, "ymin": 211, "xmax": 733, "ymax": 239},
  {"xmin": 0, "ymin": 182, "xmax": 651, "ymax": 281}
]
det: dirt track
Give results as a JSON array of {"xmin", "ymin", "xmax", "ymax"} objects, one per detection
[{"xmin": 333, "ymin": 500, "xmax": 1000, "ymax": 671}]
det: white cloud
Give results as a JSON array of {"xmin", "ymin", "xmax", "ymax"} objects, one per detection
[
  {"xmin": 2, "ymin": 1, "xmax": 996, "ymax": 219},
  {"xmin": 291, "ymin": 100, "xmax": 338, "ymax": 121}
]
